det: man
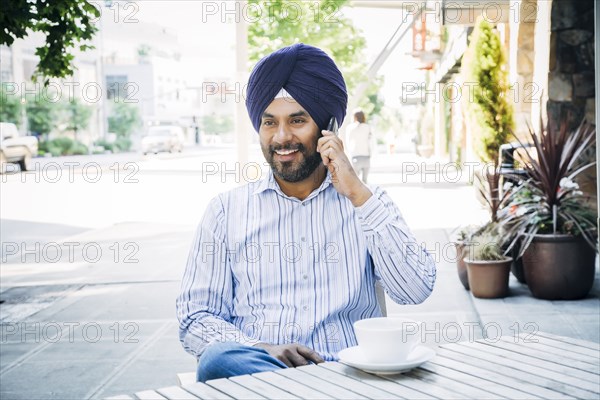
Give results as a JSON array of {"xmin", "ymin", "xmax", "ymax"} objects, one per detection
[{"xmin": 177, "ymin": 43, "xmax": 436, "ymax": 382}]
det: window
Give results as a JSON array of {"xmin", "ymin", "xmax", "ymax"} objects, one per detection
[{"xmin": 106, "ymin": 75, "xmax": 129, "ymax": 99}]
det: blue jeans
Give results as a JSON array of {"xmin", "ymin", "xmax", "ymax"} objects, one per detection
[{"xmin": 196, "ymin": 342, "xmax": 288, "ymax": 382}]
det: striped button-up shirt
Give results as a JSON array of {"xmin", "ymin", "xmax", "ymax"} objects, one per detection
[{"xmin": 177, "ymin": 169, "xmax": 436, "ymax": 361}]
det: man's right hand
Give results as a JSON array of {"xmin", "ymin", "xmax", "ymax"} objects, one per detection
[{"xmin": 253, "ymin": 343, "xmax": 325, "ymax": 367}]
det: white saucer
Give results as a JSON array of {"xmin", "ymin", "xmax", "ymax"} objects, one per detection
[{"xmin": 337, "ymin": 345, "xmax": 436, "ymax": 375}]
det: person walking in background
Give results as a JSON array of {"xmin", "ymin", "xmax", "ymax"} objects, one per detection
[{"xmin": 347, "ymin": 110, "xmax": 373, "ymax": 183}]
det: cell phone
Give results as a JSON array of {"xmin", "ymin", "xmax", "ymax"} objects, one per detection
[{"xmin": 327, "ymin": 116, "xmax": 338, "ymax": 136}]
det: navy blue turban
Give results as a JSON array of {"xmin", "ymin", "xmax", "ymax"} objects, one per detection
[{"xmin": 245, "ymin": 43, "xmax": 348, "ymax": 133}]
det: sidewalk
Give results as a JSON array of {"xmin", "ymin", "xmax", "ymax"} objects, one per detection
[{"xmin": 1, "ymin": 154, "xmax": 598, "ymax": 399}]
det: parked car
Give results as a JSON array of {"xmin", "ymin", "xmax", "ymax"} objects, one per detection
[
  {"xmin": 0, "ymin": 122, "xmax": 38, "ymax": 172},
  {"xmin": 141, "ymin": 126, "xmax": 185, "ymax": 155}
]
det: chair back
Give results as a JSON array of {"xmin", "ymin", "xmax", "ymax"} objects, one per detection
[{"xmin": 375, "ymin": 281, "xmax": 387, "ymax": 317}]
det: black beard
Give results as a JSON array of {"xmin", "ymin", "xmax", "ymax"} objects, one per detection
[{"xmin": 264, "ymin": 143, "xmax": 322, "ymax": 183}]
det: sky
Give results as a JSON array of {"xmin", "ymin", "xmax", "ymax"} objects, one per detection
[{"xmin": 104, "ymin": 0, "xmax": 426, "ymax": 109}]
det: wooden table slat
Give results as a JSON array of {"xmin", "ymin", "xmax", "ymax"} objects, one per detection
[
  {"xmin": 182, "ymin": 382, "xmax": 234, "ymax": 400},
  {"xmin": 275, "ymin": 367, "xmax": 368, "ymax": 399},
  {"xmin": 499, "ymin": 336, "xmax": 600, "ymax": 367},
  {"xmin": 434, "ymin": 347, "xmax": 579, "ymax": 399},
  {"xmin": 134, "ymin": 390, "xmax": 167, "ymax": 400},
  {"xmin": 299, "ymin": 363, "xmax": 405, "ymax": 400},
  {"xmin": 520, "ymin": 333, "xmax": 600, "ymax": 357},
  {"xmin": 253, "ymin": 370, "xmax": 335, "ymax": 400},
  {"xmin": 451, "ymin": 342, "xmax": 600, "ymax": 395},
  {"xmin": 319, "ymin": 362, "xmax": 436, "ymax": 400},
  {"xmin": 463, "ymin": 340, "xmax": 600, "ymax": 385},
  {"xmin": 206, "ymin": 378, "xmax": 267, "ymax": 400},
  {"xmin": 230, "ymin": 375, "xmax": 300, "ymax": 400},
  {"xmin": 421, "ymin": 357, "xmax": 540, "ymax": 399},
  {"xmin": 403, "ymin": 367, "xmax": 500, "ymax": 399},
  {"xmin": 329, "ymin": 361, "xmax": 472, "ymax": 400},
  {"xmin": 535, "ymin": 332, "xmax": 600, "ymax": 351},
  {"xmin": 156, "ymin": 386, "xmax": 200, "ymax": 400},
  {"xmin": 494, "ymin": 337, "xmax": 600, "ymax": 374}
]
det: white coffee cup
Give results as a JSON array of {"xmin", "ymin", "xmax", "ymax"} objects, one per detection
[{"xmin": 353, "ymin": 317, "xmax": 421, "ymax": 364}]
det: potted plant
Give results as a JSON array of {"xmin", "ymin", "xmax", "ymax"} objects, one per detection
[
  {"xmin": 501, "ymin": 118, "xmax": 598, "ymax": 300},
  {"xmin": 454, "ymin": 225, "xmax": 480, "ymax": 290},
  {"xmin": 455, "ymin": 162, "xmax": 512, "ymax": 290},
  {"xmin": 463, "ymin": 225, "xmax": 513, "ymax": 298}
]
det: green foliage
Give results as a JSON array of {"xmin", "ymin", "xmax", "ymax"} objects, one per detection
[
  {"xmin": 94, "ymin": 138, "xmax": 115, "ymax": 153},
  {"xmin": 70, "ymin": 140, "xmax": 89, "ymax": 155},
  {"xmin": 247, "ymin": 0, "xmax": 384, "ymax": 119},
  {"xmin": 94, "ymin": 136, "xmax": 132, "ymax": 153},
  {"xmin": 62, "ymin": 98, "xmax": 93, "ymax": 138},
  {"xmin": 465, "ymin": 224, "xmax": 507, "ymax": 261},
  {"xmin": 361, "ymin": 77, "xmax": 385, "ymax": 119},
  {"xmin": 114, "ymin": 136, "xmax": 132, "ymax": 151},
  {"xmin": 26, "ymin": 96, "xmax": 57, "ymax": 135},
  {"xmin": 0, "ymin": 0, "xmax": 100, "ymax": 82},
  {"xmin": 0, "ymin": 87, "xmax": 22, "ymax": 125},
  {"xmin": 455, "ymin": 224, "xmax": 483, "ymax": 243},
  {"xmin": 201, "ymin": 114, "xmax": 234, "ymax": 135},
  {"xmin": 39, "ymin": 137, "xmax": 88, "ymax": 156},
  {"xmin": 462, "ymin": 17, "xmax": 514, "ymax": 163},
  {"xmin": 108, "ymin": 100, "xmax": 141, "ymax": 138},
  {"xmin": 467, "ymin": 232, "xmax": 506, "ymax": 261}
]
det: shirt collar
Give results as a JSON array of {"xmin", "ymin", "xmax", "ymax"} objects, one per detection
[{"xmin": 253, "ymin": 168, "xmax": 333, "ymax": 201}]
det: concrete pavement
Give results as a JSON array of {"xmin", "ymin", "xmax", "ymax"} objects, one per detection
[{"xmin": 1, "ymin": 148, "xmax": 598, "ymax": 399}]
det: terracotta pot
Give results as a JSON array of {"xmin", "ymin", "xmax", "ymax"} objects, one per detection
[
  {"xmin": 455, "ymin": 243, "xmax": 470, "ymax": 290},
  {"xmin": 522, "ymin": 234, "xmax": 597, "ymax": 300},
  {"xmin": 465, "ymin": 257, "xmax": 512, "ymax": 299}
]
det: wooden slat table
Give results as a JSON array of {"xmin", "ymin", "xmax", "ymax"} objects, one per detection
[{"xmin": 107, "ymin": 333, "xmax": 600, "ymax": 400}]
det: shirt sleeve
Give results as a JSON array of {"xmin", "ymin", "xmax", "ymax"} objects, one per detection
[
  {"xmin": 176, "ymin": 195, "xmax": 260, "ymax": 358},
  {"xmin": 354, "ymin": 186, "xmax": 436, "ymax": 305}
]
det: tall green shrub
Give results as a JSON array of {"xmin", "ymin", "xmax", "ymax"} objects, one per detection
[
  {"xmin": 0, "ymin": 87, "xmax": 22, "ymax": 125},
  {"xmin": 62, "ymin": 98, "xmax": 93, "ymax": 140},
  {"xmin": 247, "ymin": 0, "xmax": 384, "ymax": 118},
  {"xmin": 108, "ymin": 100, "xmax": 140, "ymax": 138},
  {"xmin": 26, "ymin": 96, "xmax": 57, "ymax": 136},
  {"xmin": 462, "ymin": 17, "xmax": 514, "ymax": 163}
]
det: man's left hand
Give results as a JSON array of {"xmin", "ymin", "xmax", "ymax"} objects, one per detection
[{"xmin": 317, "ymin": 130, "xmax": 372, "ymax": 207}]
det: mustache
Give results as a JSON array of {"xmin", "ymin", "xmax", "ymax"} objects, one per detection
[{"xmin": 270, "ymin": 143, "xmax": 305, "ymax": 154}]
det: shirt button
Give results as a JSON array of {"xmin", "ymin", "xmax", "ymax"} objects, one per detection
[
  {"xmin": 302, "ymin": 203, "xmax": 308, "ymax": 206},
  {"xmin": 301, "ymin": 237, "xmax": 306, "ymax": 242},
  {"xmin": 302, "ymin": 305, "xmax": 309, "ymax": 311},
  {"xmin": 302, "ymin": 274, "xmax": 308, "ymax": 280}
]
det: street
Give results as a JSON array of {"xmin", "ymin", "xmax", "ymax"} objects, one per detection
[{"xmin": 1, "ymin": 145, "xmax": 487, "ymax": 232}]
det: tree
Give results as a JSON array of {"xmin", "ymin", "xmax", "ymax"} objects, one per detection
[
  {"xmin": 462, "ymin": 17, "xmax": 514, "ymax": 163},
  {"xmin": 108, "ymin": 100, "xmax": 141, "ymax": 138},
  {"xmin": 26, "ymin": 96, "xmax": 58, "ymax": 137},
  {"xmin": 0, "ymin": 0, "xmax": 99, "ymax": 81},
  {"xmin": 247, "ymin": 0, "xmax": 384, "ymax": 117},
  {"xmin": 201, "ymin": 114, "xmax": 234, "ymax": 135},
  {"xmin": 0, "ymin": 88, "xmax": 22, "ymax": 125},
  {"xmin": 62, "ymin": 98, "xmax": 93, "ymax": 140}
]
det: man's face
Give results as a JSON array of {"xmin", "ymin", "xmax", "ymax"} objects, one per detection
[{"xmin": 259, "ymin": 98, "xmax": 322, "ymax": 182}]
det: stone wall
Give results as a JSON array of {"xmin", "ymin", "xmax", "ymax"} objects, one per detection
[{"xmin": 548, "ymin": 0, "xmax": 595, "ymax": 131}]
